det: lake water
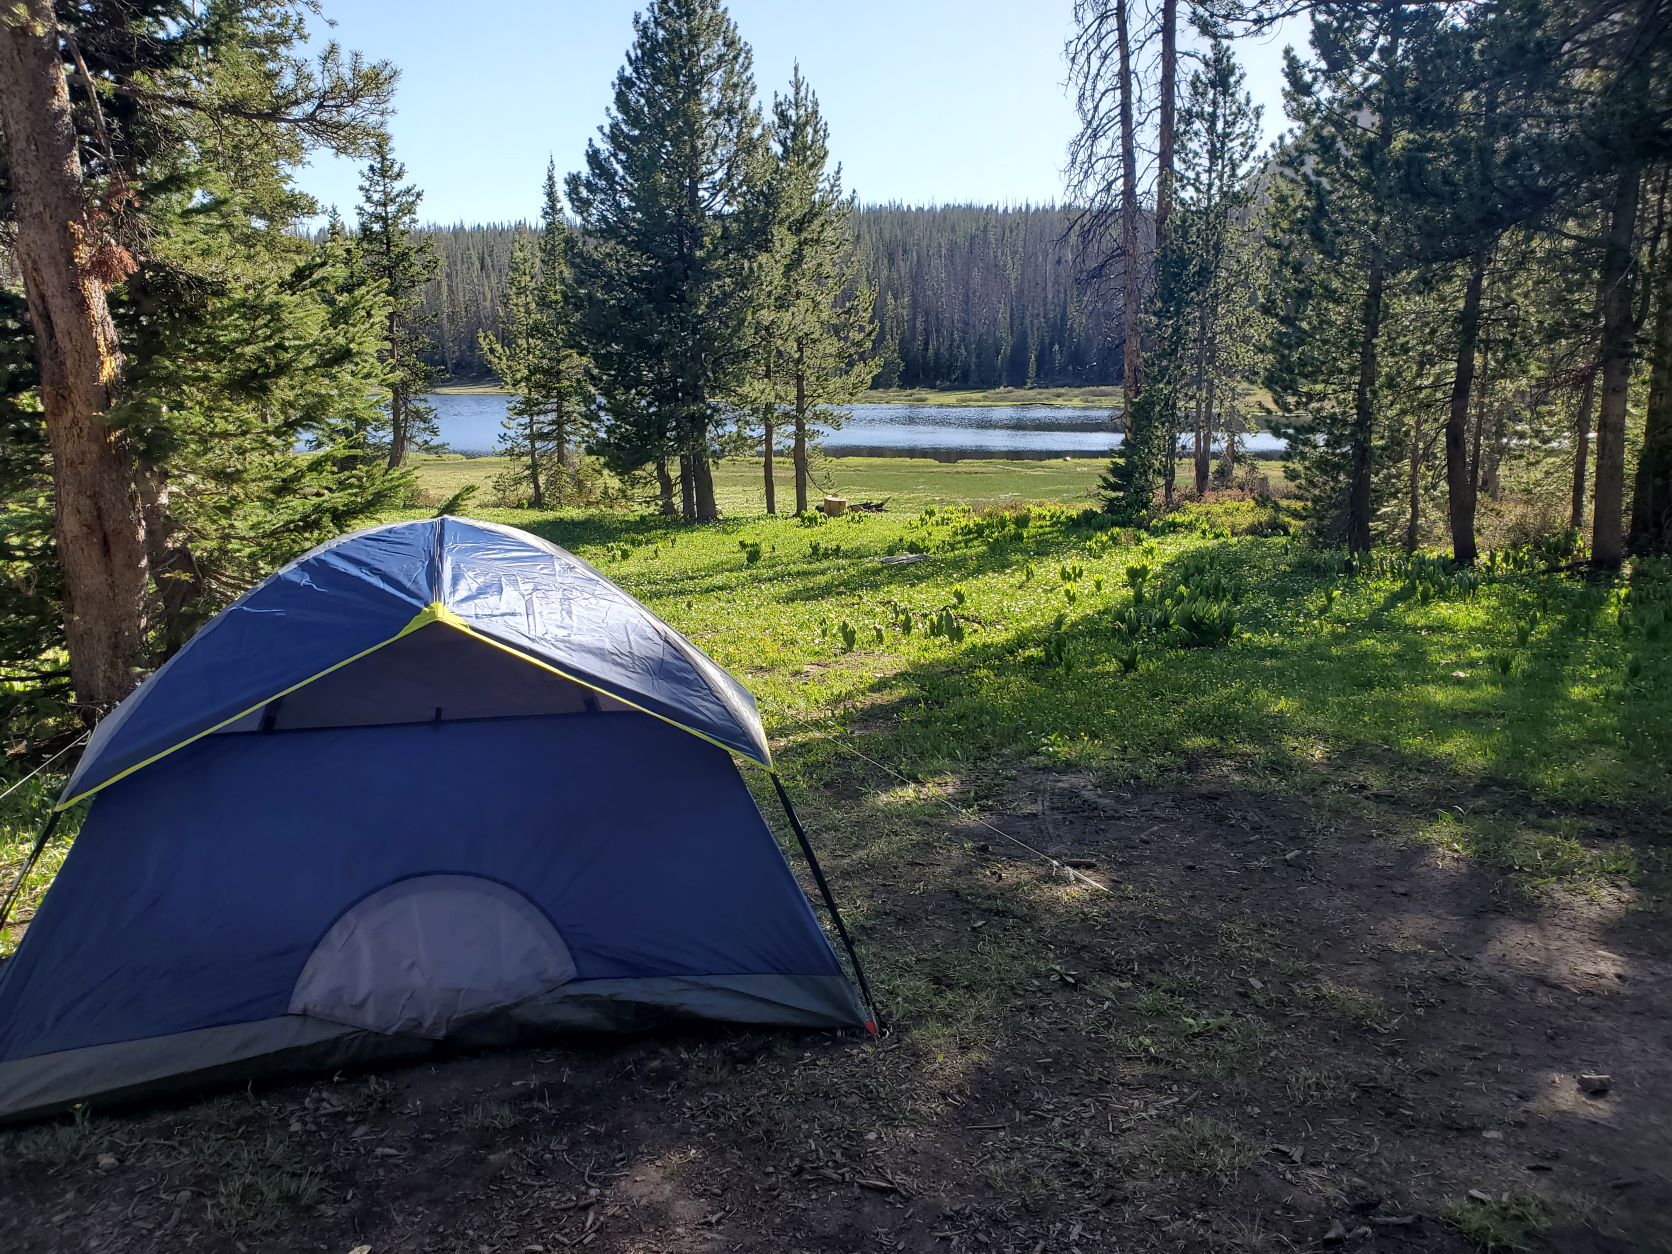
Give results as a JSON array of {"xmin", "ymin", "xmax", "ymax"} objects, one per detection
[{"xmin": 427, "ymin": 392, "xmax": 1284, "ymax": 460}]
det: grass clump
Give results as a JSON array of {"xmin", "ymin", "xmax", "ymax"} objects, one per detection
[{"xmin": 1441, "ymin": 1193, "xmax": 1551, "ymax": 1251}]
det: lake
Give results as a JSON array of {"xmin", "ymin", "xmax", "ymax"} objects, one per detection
[{"xmin": 426, "ymin": 392, "xmax": 1284, "ymax": 460}]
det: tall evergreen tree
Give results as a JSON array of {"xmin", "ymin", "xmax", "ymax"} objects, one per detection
[
  {"xmin": 566, "ymin": 0, "xmax": 763, "ymax": 523},
  {"xmin": 354, "ymin": 134, "xmax": 440, "ymax": 468},
  {"xmin": 749, "ymin": 67, "xmax": 876, "ymax": 514},
  {"xmin": 481, "ymin": 239, "xmax": 552, "ymax": 506},
  {"xmin": 482, "ymin": 163, "xmax": 592, "ymax": 508}
]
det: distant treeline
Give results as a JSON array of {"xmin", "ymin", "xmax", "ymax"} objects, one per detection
[{"xmin": 418, "ymin": 205, "xmax": 1119, "ymax": 388}]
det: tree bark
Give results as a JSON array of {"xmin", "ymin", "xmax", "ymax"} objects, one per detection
[
  {"xmin": 655, "ymin": 456, "xmax": 676, "ymax": 517},
  {"xmin": 1629, "ymin": 234, "xmax": 1672, "ymax": 553},
  {"xmin": 1445, "ymin": 248, "xmax": 1486, "ymax": 565},
  {"xmin": 1155, "ymin": 0, "xmax": 1177, "ymax": 243},
  {"xmin": 1592, "ymin": 163, "xmax": 1643, "ymax": 569},
  {"xmin": 1201, "ymin": 343, "xmax": 1217, "ymax": 496},
  {"xmin": 1115, "ymin": 0, "xmax": 1141, "ymax": 418},
  {"xmin": 691, "ymin": 445, "xmax": 718, "ymax": 521},
  {"xmin": 1348, "ymin": 253, "xmax": 1385, "ymax": 555},
  {"xmin": 794, "ymin": 342, "xmax": 810, "ymax": 514},
  {"xmin": 1346, "ymin": 13, "xmax": 1400, "ymax": 558},
  {"xmin": 1405, "ymin": 406, "xmax": 1423, "ymax": 553},
  {"xmin": 526, "ymin": 408, "xmax": 544, "ymax": 510},
  {"xmin": 763, "ymin": 417, "xmax": 777, "ymax": 514},
  {"xmin": 678, "ymin": 451, "xmax": 696, "ymax": 521},
  {"xmin": 0, "ymin": 1, "xmax": 151, "ymax": 711}
]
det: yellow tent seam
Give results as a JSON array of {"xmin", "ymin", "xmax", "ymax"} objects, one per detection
[
  {"xmin": 59, "ymin": 604, "xmax": 770, "ymax": 810},
  {"xmin": 56, "ymin": 609, "xmax": 444, "ymax": 811}
]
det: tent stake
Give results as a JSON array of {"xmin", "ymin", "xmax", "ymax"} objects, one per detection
[
  {"xmin": 0, "ymin": 811, "xmax": 61, "ymax": 934},
  {"xmin": 771, "ymin": 773, "xmax": 883, "ymax": 1036}
]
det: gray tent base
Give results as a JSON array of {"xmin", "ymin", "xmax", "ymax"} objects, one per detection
[{"xmin": 0, "ymin": 973, "xmax": 861, "ymax": 1125}]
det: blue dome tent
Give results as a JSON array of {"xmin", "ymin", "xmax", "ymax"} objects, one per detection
[{"xmin": 0, "ymin": 517, "xmax": 874, "ymax": 1123}]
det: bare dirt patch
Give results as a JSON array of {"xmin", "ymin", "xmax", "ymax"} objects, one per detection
[{"xmin": 2, "ymin": 764, "xmax": 1668, "ymax": 1253}]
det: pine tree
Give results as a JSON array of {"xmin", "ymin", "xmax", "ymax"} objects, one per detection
[
  {"xmin": 354, "ymin": 134, "xmax": 440, "ymax": 469},
  {"xmin": 534, "ymin": 161, "xmax": 594, "ymax": 503},
  {"xmin": 481, "ymin": 239, "xmax": 553, "ymax": 507},
  {"xmin": 566, "ymin": 0, "xmax": 763, "ymax": 523},
  {"xmin": 1265, "ymin": 5, "xmax": 1426, "ymax": 551},
  {"xmin": 481, "ymin": 164, "xmax": 593, "ymax": 509},
  {"xmin": 751, "ymin": 66, "xmax": 877, "ymax": 514}
]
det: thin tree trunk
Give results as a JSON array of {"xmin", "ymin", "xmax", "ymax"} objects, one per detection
[
  {"xmin": 1629, "ymin": 236, "xmax": 1672, "ymax": 553},
  {"xmin": 794, "ymin": 344, "xmax": 810, "ymax": 514},
  {"xmin": 1347, "ymin": 16, "xmax": 1400, "ymax": 557},
  {"xmin": 1570, "ymin": 361, "xmax": 1598, "ymax": 532},
  {"xmin": 763, "ymin": 417, "xmax": 777, "ymax": 514},
  {"xmin": 526, "ymin": 408, "xmax": 543, "ymax": 510},
  {"xmin": 1405, "ymin": 406, "xmax": 1423, "ymax": 553},
  {"xmin": 1348, "ymin": 253, "xmax": 1385, "ymax": 555},
  {"xmin": 1445, "ymin": 248, "xmax": 1486, "ymax": 564},
  {"xmin": 386, "ymin": 296, "xmax": 406, "ymax": 468},
  {"xmin": 678, "ymin": 451, "xmax": 695, "ymax": 521},
  {"xmin": 655, "ymin": 456, "xmax": 676, "ymax": 517},
  {"xmin": 1155, "ymin": 0, "xmax": 1177, "ymax": 242},
  {"xmin": 1592, "ymin": 163, "xmax": 1643, "ymax": 569},
  {"xmin": 1115, "ymin": 0, "xmax": 1141, "ymax": 417},
  {"xmin": 0, "ymin": 1, "xmax": 151, "ymax": 710},
  {"xmin": 1193, "ymin": 310, "xmax": 1209, "ymax": 495},
  {"xmin": 1202, "ymin": 344, "xmax": 1217, "ymax": 495}
]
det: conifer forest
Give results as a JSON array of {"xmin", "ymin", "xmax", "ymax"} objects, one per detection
[{"xmin": 2, "ymin": 2, "xmax": 1672, "ymax": 1252}]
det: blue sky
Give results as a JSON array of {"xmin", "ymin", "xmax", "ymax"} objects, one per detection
[{"xmin": 297, "ymin": 1, "xmax": 1306, "ymax": 225}]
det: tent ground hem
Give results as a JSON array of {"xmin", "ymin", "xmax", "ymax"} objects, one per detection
[{"xmin": 0, "ymin": 973, "xmax": 864, "ymax": 1124}]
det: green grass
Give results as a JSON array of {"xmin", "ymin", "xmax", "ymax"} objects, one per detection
[
  {"xmin": 408, "ymin": 453, "xmax": 1294, "ymax": 517},
  {"xmin": 4, "ymin": 469, "xmax": 1667, "ymax": 959},
  {"xmin": 383, "ymin": 476, "xmax": 1670, "ymax": 831}
]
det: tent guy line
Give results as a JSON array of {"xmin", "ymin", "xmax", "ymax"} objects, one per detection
[
  {"xmin": 0, "ymin": 732, "xmax": 87, "ymax": 807},
  {"xmin": 759, "ymin": 696, "xmax": 1113, "ymax": 895}
]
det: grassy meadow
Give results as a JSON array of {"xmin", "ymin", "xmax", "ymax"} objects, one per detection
[
  {"xmin": 4, "ymin": 461, "xmax": 1670, "ymax": 1252},
  {"xmin": 411, "ymin": 451, "xmax": 1294, "ymax": 516}
]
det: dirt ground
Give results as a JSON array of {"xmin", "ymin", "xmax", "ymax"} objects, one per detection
[{"xmin": 2, "ymin": 760, "xmax": 1668, "ymax": 1254}]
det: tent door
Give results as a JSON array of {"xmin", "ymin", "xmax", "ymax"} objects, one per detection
[{"xmin": 289, "ymin": 874, "xmax": 576, "ymax": 1039}]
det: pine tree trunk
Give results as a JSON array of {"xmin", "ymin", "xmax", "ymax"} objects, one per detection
[
  {"xmin": 1347, "ymin": 18, "xmax": 1399, "ymax": 558},
  {"xmin": 386, "ymin": 300, "xmax": 406, "ymax": 468},
  {"xmin": 1115, "ymin": 0, "xmax": 1141, "ymax": 419},
  {"xmin": 692, "ymin": 445, "xmax": 718, "ymax": 521},
  {"xmin": 678, "ymin": 451, "xmax": 696, "ymax": 521},
  {"xmin": 1155, "ymin": 0, "xmax": 1176, "ymax": 242},
  {"xmin": 1592, "ymin": 163, "xmax": 1643, "ymax": 569},
  {"xmin": 763, "ymin": 418, "xmax": 777, "ymax": 515},
  {"xmin": 526, "ymin": 409, "xmax": 544, "ymax": 510},
  {"xmin": 1445, "ymin": 248, "xmax": 1486, "ymax": 565},
  {"xmin": 794, "ymin": 346, "xmax": 810, "ymax": 514},
  {"xmin": 0, "ymin": 1, "xmax": 151, "ymax": 711},
  {"xmin": 1193, "ymin": 391, "xmax": 1208, "ymax": 496},
  {"xmin": 655, "ymin": 456, "xmax": 676, "ymax": 517},
  {"xmin": 1348, "ymin": 253, "xmax": 1384, "ymax": 555},
  {"xmin": 1202, "ymin": 352, "xmax": 1217, "ymax": 496},
  {"xmin": 1405, "ymin": 407, "xmax": 1422, "ymax": 553},
  {"xmin": 1629, "ymin": 236, "xmax": 1672, "ymax": 553},
  {"xmin": 1570, "ymin": 362, "xmax": 1598, "ymax": 533}
]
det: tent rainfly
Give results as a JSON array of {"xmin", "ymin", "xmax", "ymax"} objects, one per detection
[{"xmin": 0, "ymin": 517, "xmax": 874, "ymax": 1123}]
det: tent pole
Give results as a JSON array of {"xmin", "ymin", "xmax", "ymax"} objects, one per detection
[
  {"xmin": 770, "ymin": 773, "xmax": 883, "ymax": 1036},
  {"xmin": 0, "ymin": 811, "xmax": 61, "ymax": 934}
]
